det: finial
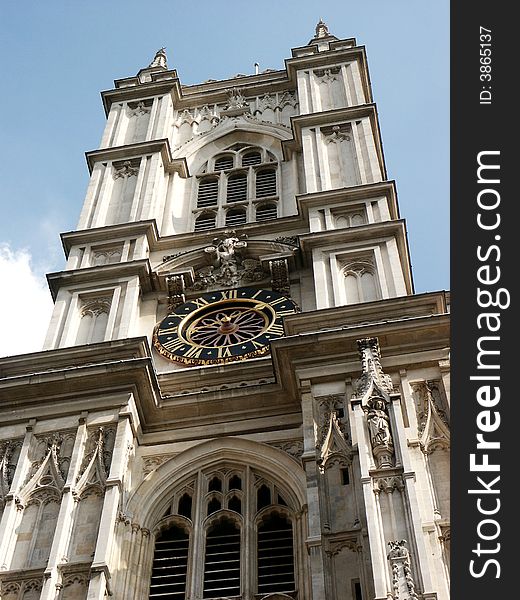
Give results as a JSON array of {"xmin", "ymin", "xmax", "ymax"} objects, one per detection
[
  {"xmin": 315, "ymin": 18, "xmax": 330, "ymax": 39},
  {"xmin": 149, "ymin": 47, "xmax": 168, "ymax": 69}
]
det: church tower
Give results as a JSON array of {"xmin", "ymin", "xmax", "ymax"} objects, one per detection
[{"xmin": 0, "ymin": 22, "xmax": 450, "ymax": 600}]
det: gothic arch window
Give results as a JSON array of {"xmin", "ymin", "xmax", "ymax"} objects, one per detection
[
  {"xmin": 342, "ymin": 258, "xmax": 380, "ymax": 304},
  {"xmin": 226, "ymin": 207, "xmax": 247, "ymax": 227},
  {"xmin": 148, "ymin": 466, "xmax": 298, "ymax": 599},
  {"xmin": 150, "ymin": 521, "xmax": 190, "ymax": 599},
  {"xmin": 256, "ymin": 202, "xmax": 278, "ymax": 222},
  {"xmin": 194, "ymin": 211, "xmax": 217, "ymax": 232},
  {"xmin": 193, "ymin": 145, "xmax": 279, "ymax": 230},
  {"xmin": 75, "ymin": 296, "xmax": 111, "ymax": 345}
]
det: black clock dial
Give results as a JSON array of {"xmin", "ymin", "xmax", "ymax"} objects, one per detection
[{"xmin": 153, "ymin": 287, "xmax": 298, "ymax": 366}]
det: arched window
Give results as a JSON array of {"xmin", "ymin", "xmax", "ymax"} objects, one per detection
[
  {"xmin": 226, "ymin": 207, "xmax": 247, "ymax": 227},
  {"xmin": 242, "ymin": 151, "xmax": 261, "ymax": 166},
  {"xmin": 226, "ymin": 173, "xmax": 247, "ymax": 203},
  {"xmin": 197, "ymin": 177, "xmax": 219, "ymax": 208},
  {"xmin": 150, "ymin": 524, "xmax": 189, "ymax": 600},
  {"xmin": 214, "ymin": 154, "xmax": 234, "ymax": 171},
  {"xmin": 257, "ymin": 513, "xmax": 295, "ymax": 596},
  {"xmin": 342, "ymin": 259, "xmax": 380, "ymax": 304},
  {"xmin": 193, "ymin": 145, "xmax": 278, "ymax": 230},
  {"xmin": 148, "ymin": 467, "xmax": 298, "ymax": 598},
  {"xmin": 203, "ymin": 518, "xmax": 241, "ymax": 598},
  {"xmin": 256, "ymin": 203, "xmax": 278, "ymax": 222},
  {"xmin": 255, "ymin": 168, "xmax": 277, "ymax": 198},
  {"xmin": 194, "ymin": 212, "xmax": 216, "ymax": 232}
]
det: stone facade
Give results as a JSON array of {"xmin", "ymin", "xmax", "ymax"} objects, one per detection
[{"xmin": 0, "ymin": 22, "xmax": 449, "ymax": 600}]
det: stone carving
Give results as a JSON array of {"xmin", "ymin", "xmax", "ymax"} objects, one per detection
[
  {"xmin": 352, "ymin": 338, "xmax": 393, "ymax": 402},
  {"xmin": 80, "ymin": 296, "xmax": 111, "ymax": 318},
  {"xmin": 142, "ymin": 453, "xmax": 176, "ymax": 475},
  {"xmin": 326, "ymin": 538, "xmax": 362, "ymax": 556},
  {"xmin": 268, "ymin": 440, "xmax": 304, "ymax": 463},
  {"xmin": 0, "ymin": 439, "xmax": 22, "ymax": 506},
  {"xmin": 166, "ymin": 274, "xmax": 186, "ymax": 310},
  {"xmin": 373, "ymin": 475, "xmax": 405, "ymax": 495},
  {"xmin": 314, "ymin": 18, "xmax": 331, "ymax": 39},
  {"xmin": 352, "ymin": 338, "xmax": 395, "ymax": 469},
  {"xmin": 274, "ymin": 235, "xmax": 299, "ymax": 247},
  {"xmin": 22, "ymin": 432, "xmax": 75, "ymax": 501},
  {"xmin": 324, "ymin": 124, "xmax": 351, "ymax": 144},
  {"xmin": 149, "ymin": 47, "xmax": 168, "ymax": 69},
  {"xmin": 269, "ymin": 258, "xmax": 290, "ymax": 296},
  {"xmin": 127, "ymin": 100, "xmax": 152, "ymax": 117},
  {"xmin": 190, "ymin": 232, "xmax": 266, "ymax": 291},
  {"xmin": 365, "ymin": 398, "xmax": 394, "ymax": 469},
  {"xmin": 224, "ymin": 87, "xmax": 248, "ymax": 110},
  {"xmin": 387, "ymin": 540, "xmax": 419, "ymax": 600},
  {"xmin": 75, "ymin": 426, "xmax": 116, "ymax": 499},
  {"xmin": 411, "ymin": 380, "xmax": 450, "ymax": 454},
  {"xmin": 314, "ymin": 395, "xmax": 352, "ymax": 472},
  {"xmin": 315, "ymin": 66, "xmax": 341, "ymax": 84},
  {"xmin": 113, "ymin": 159, "xmax": 140, "ymax": 179}
]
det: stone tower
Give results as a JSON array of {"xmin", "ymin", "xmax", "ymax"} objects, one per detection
[{"xmin": 0, "ymin": 22, "xmax": 450, "ymax": 600}]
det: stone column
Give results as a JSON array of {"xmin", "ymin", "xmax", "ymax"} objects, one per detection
[
  {"xmin": 300, "ymin": 380, "xmax": 326, "ymax": 599},
  {"xmin": 40, "ymin": 415, "xmax": 88, "ymax": 600},
  {"xmin": 0, "ymin": 421, "xmax": 36, "ymax": 569},
  {"xmin": 87, "ymin": 413, "xmax": 133, "ymax": 599}
]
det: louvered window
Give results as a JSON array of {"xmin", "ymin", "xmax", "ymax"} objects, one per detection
[
  {"xmin": 148, "ymin": 470, "xmax": 299, "ymax": 599},
  {"xmin": 194, "ymin": 212, "xmax": 216, "ymax": 232},
  {"xmin": 226, "ymin": 208, "xmax": 247, "ymax": 227},
  {"xmin": 256, "ymin": 169, "xmax": 277, "ymax": 198},
  {"xmin": 203, "ymin": 519, "xmax": 241, "ymax": 598},
  {"xmin": 257, "ymin": 514, "xmax": 295, "ymax": 596},
  {"xmin": 214, "ymin": 155, "xmax": 234, "ymax": 171},
  {"xmin": 197, "ymin": 178, "xmax": 219, "ymax": 208},
  {"xmin": 150, "ymin": 525, "xmax": 189, "ymax": 600},
  {"xmin": 242, "ymin": 151, "xmax": 262, "ymax": 166},
  {"xmin": 193, "ymin": 147, "xmax": 279, "ymax": 230},
  {"xmin": 256, "ymin": 203, "xmax": 278, "ymax": 222},
  {"xmin": 227, "ymin": 173, "xmax": 247, "ymax": 203}
]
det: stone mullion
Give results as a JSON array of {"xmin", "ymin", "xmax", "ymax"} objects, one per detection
[
  {"xmin": 243, "ymin": 466, "xmax": 253, "ymax": 599},
  {"xmin": 125, "ymin": 523, "xmax": 146, "ymax": 600},
  {"xmin": 132, "ymin": 527, "xmax": 152, "ymax": 600},
  {"xmin": 189, "ymin": 471, "xmax": 204, "ymax": 600},
  {"xmin": 40, "ymin": 416, "xmax": 89, "ymax": 600},
  {"xmin": 351, "ymin": 401, "xmax": 388, "ymax": 600},
  {"xmin": 300, "ymin": 381, "xmax": 326, "ymax": 600},
  {"xmin": 0, "ymin": 422, "xmax": 34, "ymax": 569},
  {"xmin": 87, "ymin": 414, "xmax": 133, "ymax": 600}
]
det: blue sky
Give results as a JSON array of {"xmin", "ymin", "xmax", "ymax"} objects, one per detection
[{"xmin": 0, "ymin": 0, "xmax": 449, "ymax": 355}]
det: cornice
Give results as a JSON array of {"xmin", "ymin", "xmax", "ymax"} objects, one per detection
[
  {"xmin": 298, "ymin": 219, "xmax": 413, "ymax": 295},
  {"xmin": 46, "ymin": 259, "xmax": 154, "ymax": 300},
  {"xmin": 296, "ymin": 181, "xmax": 400, "ymax": 222},
  {"xmin": 85, "ymin": 139, "xmax": 189, "ymax": 177},
  {"xmin": 285, "ymin": 44, "xmax": 372, "ymax": 102},
  {"xmin": 60, "ymin": 220, "xmax": 159, "ymax": 258}
]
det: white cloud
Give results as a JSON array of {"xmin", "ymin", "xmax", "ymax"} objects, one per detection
[{"xmin": 0, "ymin": 243, "xmax": 54, "ymax": 357}]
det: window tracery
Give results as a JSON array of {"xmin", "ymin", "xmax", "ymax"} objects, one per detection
[
  {"xmin": 194, "ymin": 145, "xmax": 279, "ymax": 231},
  {"xmin": 148, "ymin": 466, "xmax": 298, "ymax": 598}
]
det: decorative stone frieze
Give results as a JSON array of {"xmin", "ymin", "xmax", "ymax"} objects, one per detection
[{"xmin": 142, "ymin": 453, "xmax": 176, "ymax": 475}]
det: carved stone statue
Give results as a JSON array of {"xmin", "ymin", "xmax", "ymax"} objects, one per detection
[{"xmin": 366, "ymin": 397, "xmax": 392, "ymax": 447}]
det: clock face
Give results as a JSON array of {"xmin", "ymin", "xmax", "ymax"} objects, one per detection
[{"xmin": 153, "ymin": 287, "xmax": 298, "ymax": 366}]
